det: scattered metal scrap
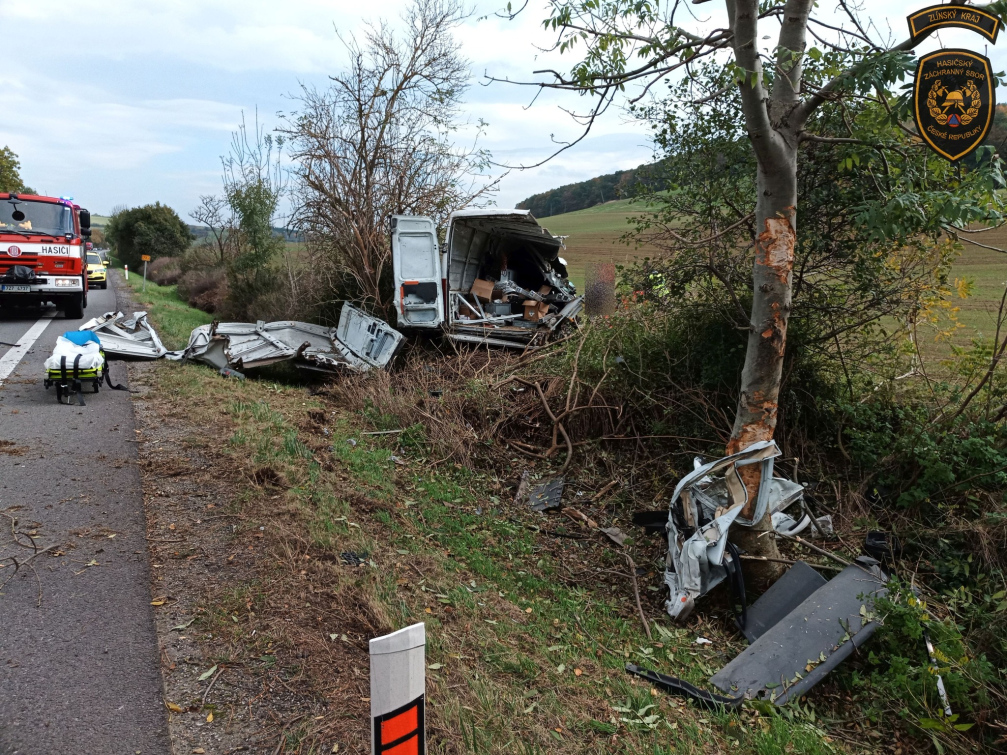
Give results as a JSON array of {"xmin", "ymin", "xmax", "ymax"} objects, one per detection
[
  {"xmin": 709, "ymin": 558, "xmax": 888, "ymax": 704},
  {"xmin": 664, "ymin": 440, "xmax": 807, "ymax": 622},
  {"xmin": 79, "ymin": 311, "xmax": 167, "ymax": 359},
  {"xmin": 168, "ymin": 303, "xmax": 403, "ymax": 374},
  {"xmin": 528, "ymin": 477, "xmax": 564, "ymax": 512}
]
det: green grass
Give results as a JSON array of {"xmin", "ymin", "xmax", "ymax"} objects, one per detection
[
  {"xmin": 116, "ymin": 269, "xmax": 212, "ymax": 350},
  {"xmin": 540, "ymin": 199, "xmax": 657, "ymax": 236},
  {"xmin": 542, "ymin": 201, "xmax": 1007, "ymax": 357}
]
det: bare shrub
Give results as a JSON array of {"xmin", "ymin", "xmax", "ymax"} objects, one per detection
[
  {"xmin": 148, "ymin": 256, "xmax": 183, "ymax": 286},
  {"xmin": 282, "ymin": 0, "xmax": 495, "ymax": 317},
  {"xmin": 178, "ymin": 268, "xmax": 228, "ymax": 313}
]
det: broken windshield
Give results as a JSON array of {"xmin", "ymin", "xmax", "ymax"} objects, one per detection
[{"xmin": 0, "ymin": 199, "xmax": 75, "ymax": 237}]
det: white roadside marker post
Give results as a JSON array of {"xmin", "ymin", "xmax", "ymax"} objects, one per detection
[
  {"xmin": 124, "ymin": 264, "xmax": 128, "ymax": 281},
  {"xmin": 370, "ymin": 622, "xmax": 426, "ymax": 755}
]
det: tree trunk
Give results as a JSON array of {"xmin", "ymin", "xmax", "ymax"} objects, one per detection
[{"xmin": 726, "ymin": 145, "xmax": 799, "ymax": 583}]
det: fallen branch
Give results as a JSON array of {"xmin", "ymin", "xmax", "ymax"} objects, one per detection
[
  {"xmin": 202, "ymin": 665, "xmax": 225, "ymax": 708},
  {"xmin": 0, "ymin": 545, "xmax": 56, "ymax": 594},
  {"xmin": 573, "ymin": 614, "xmax": 622, "ymax": 658},
  {"xmin": 625, "ymin": 554, "xmax": 653, "ymax": 641}
]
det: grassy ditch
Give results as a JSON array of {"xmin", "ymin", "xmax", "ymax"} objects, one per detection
[
  {"xmin": 126, "ymin": 273, "xmax": 1007, "ymax": 754},
  {"xmin": 144, "ymin": 361, "xmax": 847, "ymax": 754},
  {"xmin": 123, "ymin": 277, "xmax": 864, "ymax": 753},
  {"xmin": 116, "ymin": 269, "xmax": 212, "ymax": 349}
]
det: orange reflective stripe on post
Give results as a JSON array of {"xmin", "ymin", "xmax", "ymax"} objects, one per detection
[
  {"xmin": 380, "ymin": 705, "xmax": 417, "ymax": 744},
  {"xmin": 383, "ymin": 737, "xmax": 419, "ymax": 755},
  {"xmin": 373, "ymin": 695, "xmax": 424, "ymax": 754}
]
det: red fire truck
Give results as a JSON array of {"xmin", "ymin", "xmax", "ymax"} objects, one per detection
[{"xmin": 0, "ymin": 193, "xmax": 90, "ymax": 318}]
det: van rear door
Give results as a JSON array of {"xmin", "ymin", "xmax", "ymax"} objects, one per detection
[
  {"xmin": 336, "ymin": 302, "xmax": 405, "ymax": 369},
  {"xmin": 391, "ymin": 215, "xmax": 443, "ymax": 329}
]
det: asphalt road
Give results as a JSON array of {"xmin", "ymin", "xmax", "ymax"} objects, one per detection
[{"xmin": 0, "ymin": 279, "xmax": 170, "ymax": 754}]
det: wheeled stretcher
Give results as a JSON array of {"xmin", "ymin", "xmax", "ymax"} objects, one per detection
[{"xmin": 43, "ymin": 331, "xmax": 128, "ymax": 405}]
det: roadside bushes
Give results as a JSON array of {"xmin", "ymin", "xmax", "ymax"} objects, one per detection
[
  {"xmin": 148, "ymin": 256, "xmax": 183, "ymax": 286},
  {"xmin": 177, "ymin": 268, "xmax": 228, "ymax": 314},
  {"xmin": 105, "ymin": 203, "xmax": 192, "ymax": 270}
]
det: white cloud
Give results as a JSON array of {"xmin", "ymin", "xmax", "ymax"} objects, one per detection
[{"xmin": 2, "ymin": 0, "xmax": 999, "ymax": 214}]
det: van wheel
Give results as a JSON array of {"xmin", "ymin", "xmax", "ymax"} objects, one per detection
[{"xmin": 64, "ymin": 294, "xmax": 84, "ymax": 320}]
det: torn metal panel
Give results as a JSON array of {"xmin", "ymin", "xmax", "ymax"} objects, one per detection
[
  {"xmin": 79, "ymin": 310, "xmax": 167, "ymax": 359},
  {"xmin": 665, "ymin": 441, "xmax": 808, "ymax": 621},
  {"xmin": 709, "ymin": 560, "xmax": 888, "ymax": 705},
  {"xmin": 170, "ymin": 303, "xmax": 404, "ymax": 374},
  {"xmin": 737, "ymin": 560, "xmax": 827, "ymax": 644}
]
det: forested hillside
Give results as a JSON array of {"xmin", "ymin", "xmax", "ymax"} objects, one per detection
[{"xmin": 517, "ymin": 161, "xmax": 663, "ymax": 216}]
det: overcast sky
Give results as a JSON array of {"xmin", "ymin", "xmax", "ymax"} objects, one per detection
[{"xmin": 0, "ymin": 1, "xmax": 1002, "ymax": 219}]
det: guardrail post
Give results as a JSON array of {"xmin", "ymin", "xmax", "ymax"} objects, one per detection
[{"xmin": 370, "ymin": 622, "xmax": 426, "ymax": 755}]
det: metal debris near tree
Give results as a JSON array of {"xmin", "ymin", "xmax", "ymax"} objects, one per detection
[{"xmin": 617, "ymin": 440, "xmax": 897, "ymax": 707}]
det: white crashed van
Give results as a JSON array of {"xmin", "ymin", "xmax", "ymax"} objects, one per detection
[{"xmin": 391, "ymin": 209, "xmax": 583, "ymax": 348}]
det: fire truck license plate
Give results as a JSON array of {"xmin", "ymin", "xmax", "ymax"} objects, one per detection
[{"xmin": 0, "ymin": 285, "xmax": 30, "ymax": 292}]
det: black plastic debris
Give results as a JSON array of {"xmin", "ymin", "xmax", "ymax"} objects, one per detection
[
  {"xmin": 528, "ymin": 477, "xmax": 564, "ymax": 512},
  {"xmin": 625, "ymin": 664, "xmax": 743, "ymax": 710},
  {"xmin": 631, "ymin": 510, "xmax": 667, "ymax": 536},
  {"xmin": 863, "ymin": 530, "xmax": 902, "ymax": 565},
  {"xmin": 339, "ymin": 551, "xmax": 370, "ymax": 566}
]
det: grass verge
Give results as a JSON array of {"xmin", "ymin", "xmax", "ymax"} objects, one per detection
[
  {"xmin": 124, "ymin": 275, "xmax": 856, "ymax": 753},
  {"xmin": 115, "ymin": 268, "xmax": 212, "ymax": 350}
]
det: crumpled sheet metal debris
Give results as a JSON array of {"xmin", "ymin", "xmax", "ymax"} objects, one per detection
[
  {"xmin": 79, "ymin": 311, "xmax": 167, "ymax": 359},
  {"xmin": 168, "ymin": 302, "xmax": 403, "ymax": 374},
  {"xmin": 665, "ymin": 440, "xmax": 805, "ymax": 621},
  {"xmin": 630, "ymin": 559, "xmax": 888, "ymax": 709},
  {"xmin": 528, "ymin": 477, "xmax": 564, "ymax": 512}
]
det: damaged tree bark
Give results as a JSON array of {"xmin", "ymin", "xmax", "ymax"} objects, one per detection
[{"xmin": 720, "ymin": 0, "xmax": 811, "ymax": 578}]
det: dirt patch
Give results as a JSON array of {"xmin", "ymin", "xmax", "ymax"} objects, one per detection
[
  {"xmin": 128, "ymin": 357, "xmax": 403, "ymax": 753},
  {"xmin": 0, "ymin": 439, "xmax": 26, "ymax": 456}
]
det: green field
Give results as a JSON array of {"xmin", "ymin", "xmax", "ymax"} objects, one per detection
[
  {"xmin": 539, "ymin": 200, "xmax": 661, "ymax": 290},
  {"xmin": 543, "ymin": 201, "xmax": 1007, "ymax": 349}
]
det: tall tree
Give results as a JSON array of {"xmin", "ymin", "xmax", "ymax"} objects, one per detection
[
  {"xmin": 515, "ymin": 0, "xmax": 1006, "ymax": 568},
  {"xmin": 105, "ymin": 203, "xmax": 192, "ymax": 269},
  {"xmin": 220, "ymin": 114, "xmax": 286, "ymax": 318},
  {"xmin": 0, "ymin": 146, "xmax": 34, "ymax": 194}
]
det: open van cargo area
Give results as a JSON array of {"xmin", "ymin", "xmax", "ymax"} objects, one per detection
[{"xmin": 392, "ymin": 209, "xmax": 583, "ymax": 348}]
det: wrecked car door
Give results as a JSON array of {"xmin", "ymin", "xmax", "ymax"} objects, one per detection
[
  {"xmin": 335, "ymin": 302, "xmax": 404, "ymax": 369},
  {"xmin": 391, "ymin": 215, "xmax": 443, "ymax": 329}
]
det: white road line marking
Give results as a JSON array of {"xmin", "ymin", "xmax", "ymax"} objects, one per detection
[{"xmin": 0, "ymin": 313, "xmax": 56, "ymax": 386}]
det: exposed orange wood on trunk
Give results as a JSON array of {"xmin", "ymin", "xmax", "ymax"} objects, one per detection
[{"xmin": 729, "ymin": 213, "xmax": 796, "ymax": 519}]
